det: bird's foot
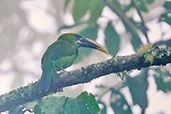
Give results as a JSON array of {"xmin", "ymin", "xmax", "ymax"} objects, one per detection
[
  {"xmin": 56, "ymin": 69, "xmax": 67, "ymax": 74},
  {"xmin": 56, "ymin": 88, "xmax": 63, "ymax": 92}
]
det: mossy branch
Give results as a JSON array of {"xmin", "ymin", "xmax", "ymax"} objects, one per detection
[{"xmin": 0, "ymin": 47, "xmax": 171, "ymax": 112}]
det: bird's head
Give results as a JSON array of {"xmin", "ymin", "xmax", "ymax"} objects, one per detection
[{"xmin": 58, "ymin": 33, "xmax": 109, "ymax": 54}]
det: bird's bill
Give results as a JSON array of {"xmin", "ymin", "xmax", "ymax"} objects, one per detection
[{"xmin": 78, "ymin": 38, "xmax": 109, "ymax": 54}]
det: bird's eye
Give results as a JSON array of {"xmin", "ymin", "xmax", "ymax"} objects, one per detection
[
  {"xmin": 76, "ymin": 37, "xmax": 85, "ymax": 46},
  {"xmin": 77, "ymin": 38, "xmax": 82, "ymax": 43}
]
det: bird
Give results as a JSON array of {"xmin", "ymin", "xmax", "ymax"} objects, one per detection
[{"xmin": 36, "ymin": 33, "xmax": 109, "ymax": 94}]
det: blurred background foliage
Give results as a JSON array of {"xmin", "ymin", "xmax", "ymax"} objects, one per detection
[{"xmin": 0, "ymin": 0, "xmax": 171, "ymax": 114}]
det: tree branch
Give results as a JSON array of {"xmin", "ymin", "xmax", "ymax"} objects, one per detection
[{"xmin": 0, "ymin": 47, "xmax": 171, "ymax": 112}]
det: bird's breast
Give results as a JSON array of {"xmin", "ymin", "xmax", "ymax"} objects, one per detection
[{"xmin": 51, "ymin": 53, "xmax": 77, "ymax": 71}]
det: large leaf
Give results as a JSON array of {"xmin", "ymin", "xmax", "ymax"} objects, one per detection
[
  {"xmin": 88, "ymin": 0, "xmax": 104, "ymax": 26},
  {"xmin": 122, "ymin": 17, "xmax": 142, "ymax": 49},
  {"xmin": 34, "ymin": 96, "xmax": 67, "ymax": 114},
  {"xmin": 110, "ymin": 90, "xmax": 132, "ymax": 114},
  {"xmin": 34, "ymin": 92, "xmax": 100, "ymax": 114},
  {"xmin": 72, "ymin": 0, "xmax": 104, "ymax": 25},
  {"xmin": 72, "ymin": 0, "xmax": 90, "ymax": 23},
  {"xmin": 75, "ymin": 24, "xmax": 99, "ymax": 62},
  {"xmin": 105, "ymin": 22, "xmax": 120, "ymax": 56},
  {"xmin": 126, "ymin": 70, "xmax": 148, "ymax": 111},
  {"xmin": 130, "ymin": 32, "xmax": 142, "ymax": 49},
  {"xmin": 154, "ymin": 68, "xmax": 171, "ymax": 93},
  {"xmin": 124, "ymin": 20, "xmax": 142, "ymax": 49},
  {"xmin": 77, "ymin": 92, "xmax": 100, "ymax": 114},
  {"xmin": 163, "ymin": 1, "xmax": 171, "ymax": 11}
]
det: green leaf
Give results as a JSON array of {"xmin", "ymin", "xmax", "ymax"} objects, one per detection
[
  {"xmin": 111, "ymin": 0, "xmax": 121, "ymax": 9},
  {"xmin": 126, "ymin": 70, "xmax": 148, "ymax": 110},
  {"xmin": 123, "ymin": 18, "xmax": 142, "ymax": 49},
  {"xmin": 159, "ymin": 1, "xmax": 171, "ymax": 25},
  {"xmin": 63, "ymin": 98, "xmax": 91, "ymax": 114},
  {"xmin": 146, "ymin": 0, "xmax": 154, "ymax": 4},
  {"xmin": 72, "ymin": 0, "xmax": 90, "ymax": 23},
  {"xmin": 130, "ymin": 33, "xmax": 142, "ymax": 49},
  {"xmin": 154, "ymin": 76, "xmax": 171, "ymax": 93},
  {"xmin": 34, "ymin": 92, "xmax": 100, "ymax": 114},
  {"xmin": 75, "ymin": 24, "xmax": 99, "ymax": 63},
  {"xmin": 163, "ymin": 1, "xmax": 171, "ymax": 11},
  {"xmin": 89, "ymin": 0, "xmax": 104, "ymax": 26},
  {"xmin": 105, "ymin": 22, "xmax": 120, "ymax": 56},
  {"xmin": 34, "ymin": 96, "xmax": 67, "ymax": 114},
  {"xmin": 154, "ymin": 68, "xmax": 171, "ymax": 93},
  {"xmin": 72, "ymin": 0, "xmax": 104, "ymax": 25},
  {"xmin": 124, "ymin": 20, "xmax": 142, "ymax": 49},
  {"xmin": 77, "ymin": 92, "xmax": 100, "ymax": 114},
  {"xmin": 160, "ymin": 12, "xmax": 171, "ymax": 25},
  {"xmin": 110, "ymin": 90, "xmax": 132, "ymax": 114},
  {"xmin": 135, "ymin": 0, "xmax": 148, "ymax": 12}
]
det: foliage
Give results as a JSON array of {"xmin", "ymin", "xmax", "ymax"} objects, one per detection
[
  {"xmin": 154, "ymin": 68, "xmax": 171, "ymax": 93},
  {"xmin": 34, "ymin": 92, "xmax": 99, "ymax": 114},
  {"xmin": 0, "ymin": 0, "xmax": 170, "ymax": 113},
  {"xmin": 60, "ymin": 0, "xmax": 171, "ymax": 113},
  {"xmin": 160, "ymin": 1, "xmax": 171, "ymax": 25},
  {"xmin": 105, "ymin": 22, "xmax": 120, "ymax": 56},
  {"xmin": 71, "ymin": 0, "xmax": 104, "ymax": 25},
  {"xmin": 12, "ymin": 92, "xmax": 100, "ymax": 114},
  {"xmin": 126, "ymin": 70, "xmax": 148, "ymax": 111},
  {"xmin": 110, "ymin": 89, "xmax": 133, "ymax": 114}
]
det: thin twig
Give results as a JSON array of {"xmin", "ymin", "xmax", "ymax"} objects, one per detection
[
  {"xmin": 103, "ymin": 0, "xmax": 142, "ymax": 44},
  {"xmin": 131, "ymin": 0, "xmax": 150, "ymax": 43}
]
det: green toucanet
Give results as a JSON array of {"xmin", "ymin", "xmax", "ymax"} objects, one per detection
[{"xmin": 37, "ymin": 33, "xmax": 109, "ymax": 93}]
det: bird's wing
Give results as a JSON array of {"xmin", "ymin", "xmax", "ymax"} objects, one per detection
[
  {"xmin": 50, "ymin": 40, "xmax": 77, "ymax": 60},
  {"xmin": 50, "ymin": 40, "xmax": 78, "ymax": 71},
  {"xmin": 41, "ymin": 40, "xmax": 78, "ymax": 71}
]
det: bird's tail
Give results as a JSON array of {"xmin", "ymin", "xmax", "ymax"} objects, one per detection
[{"xmin": 36, "ymin": 72, "xmax": 52, "ymax": 94}]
